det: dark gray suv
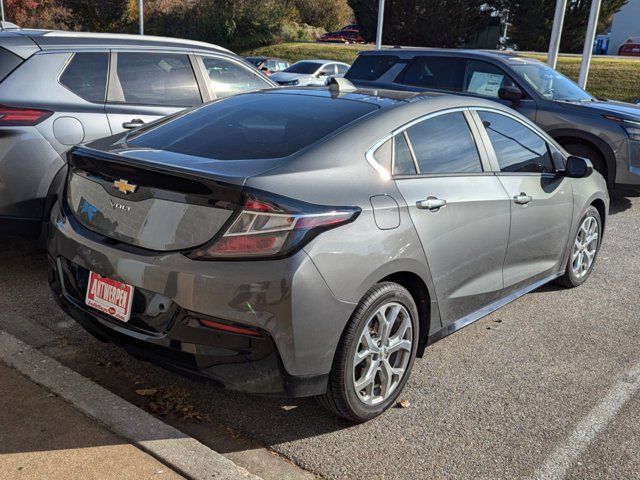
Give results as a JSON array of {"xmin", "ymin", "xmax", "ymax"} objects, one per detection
[
  {"xmin": 345, "ymin": 48, "xmax": 640, "ymax": 191},
  {"xmin": 0, "ymin": 28, "xmax": 275, "ymax": 241}
]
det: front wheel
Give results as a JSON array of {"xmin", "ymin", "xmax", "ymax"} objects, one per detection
[
  {"xmin": 557, "ymin": 206, "xmax": 602, "ymax": 288},
  {"xmin": 317, "ymin": 282, "xmax": 419, "ymax": 422}
]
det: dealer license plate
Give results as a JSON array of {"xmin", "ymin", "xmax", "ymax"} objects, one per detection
[{"xmin": 85, "ymin": 271, "xmax": 134, "ymax": 322}]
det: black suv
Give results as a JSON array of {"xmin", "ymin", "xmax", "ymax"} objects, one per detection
[{"xmin": 345, "ymin": 48, "xmax": 640, "ymax": 190}]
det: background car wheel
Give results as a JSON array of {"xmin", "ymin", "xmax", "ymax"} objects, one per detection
[
  {"xmin": 556, "ymin": 206, "xmax": 602, "ymax": 288},
  {"xmin": 317, "ymin": 282, "xmax": 419, "ymax": 422},
  {"xmin": 563, "ymin": 143, "xmax": 607, "ymax": 182}
]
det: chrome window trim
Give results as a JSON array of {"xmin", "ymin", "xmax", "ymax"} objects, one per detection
[{"xmin": 365, "ymin": 107, "xmax": 490, "ymax": 179}]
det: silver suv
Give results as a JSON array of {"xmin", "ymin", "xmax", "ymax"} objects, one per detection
[{"xmin": 0, "ymin": 27, "xmax": 275, "ymax": 242}]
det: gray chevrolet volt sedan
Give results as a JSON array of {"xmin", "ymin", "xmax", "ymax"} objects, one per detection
[
  {"xmin": 0, "ymin": 26, "xmax": 274, "ymax": 242},
  {"xmin": 47, "ymin": 85, "xmax": 608, "ymax": 421}
]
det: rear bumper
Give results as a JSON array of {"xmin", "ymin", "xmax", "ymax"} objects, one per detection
[
  {"xmin": 47, "ymin": 201, "xmax": 357, "ymax": 396},
  {"xmin": 49, "ymin": 256, "xmax": 327, "ymax": 397}
]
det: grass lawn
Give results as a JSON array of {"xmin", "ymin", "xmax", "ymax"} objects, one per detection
[{"xmin": 244, "ymin": 42, "xmax": 640, "ymax": 103}]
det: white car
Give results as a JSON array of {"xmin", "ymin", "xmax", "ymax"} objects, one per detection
[{"xmin": 270, "ymin": 59, "xmax": 350, "ymax": 87}]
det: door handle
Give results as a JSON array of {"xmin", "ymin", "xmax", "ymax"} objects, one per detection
[
  {"xmin": 416, "ymin": 196, "xmax": 447, "ymax": 210},
  {"xmin": 122, "ymin": 118, "xmax": 145, "ymax": 129},
  {"xmin": 513, "ymin": 192, "xmax": 533, "ymax": 205}
]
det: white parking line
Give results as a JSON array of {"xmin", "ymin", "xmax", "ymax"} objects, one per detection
[{"xmin": 534, "ymin": 359, "xmax": 640, "ymax": 480}]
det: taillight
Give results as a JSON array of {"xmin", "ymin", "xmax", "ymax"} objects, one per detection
[
  {"xmin": 188, "ymin": 193, "xmax": 360, "ymax": 260},
  {"xmin": 0, "ymin": 105, "xmax": 53, "ymax": 126}
]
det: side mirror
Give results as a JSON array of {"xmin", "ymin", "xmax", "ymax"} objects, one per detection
[
  {"xmin": 564, "ymin": 155, "xmax": 593, "ymax": 178},
  {"xmin": 317, "ymin": 71, "xmax": 328, "ymax": 77},
  {"xmin": 498, "ymin": 85, "xmax": 524, "ymax": 105}
]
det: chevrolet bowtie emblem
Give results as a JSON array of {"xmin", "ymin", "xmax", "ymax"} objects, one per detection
[{"xmin": 113, "ymin": 179, "xmax": 138, "ymax": 194}]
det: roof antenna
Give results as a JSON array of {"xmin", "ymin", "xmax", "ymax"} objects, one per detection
[{"xmin": 328, "ymin": 77, "xmax": 357, "ymax": 95}]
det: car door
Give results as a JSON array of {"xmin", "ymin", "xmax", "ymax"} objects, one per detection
[
  {"xmin": 197, "ymin": 55, "xmax": 273, "ymax": 99},
  {"xmin": 392, "ymin": 110, "xmax": 511, "ymax": 324},
  {"xmin": 105, "ymin": 51, "xmax": 204, "ymax": 134},
  {"xmin": 471, "ymin": 109, "xmax": 574, "ymax": 294},
  {"xmin": 461, "ymin": 60, "xmax": 537, "ymax": 122}
]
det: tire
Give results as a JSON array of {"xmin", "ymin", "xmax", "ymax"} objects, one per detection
[
  {"xmin": 317, "ymin": 282, "xmax": 419, "ymax": 422},
  {"xmin": 563, "ymin": 143, "xmax": 607, "ymax": 181},
  {"xmin": 556, "ymin": 206, "xmax": 602, "ymax": 288}
]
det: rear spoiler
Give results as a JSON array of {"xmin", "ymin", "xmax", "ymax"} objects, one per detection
[{"xmin": 0, "ymin": 29, "xmax": 40, "ymax": 59}]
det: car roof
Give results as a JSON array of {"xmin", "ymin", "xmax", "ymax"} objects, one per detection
[
  {"xmin": 294, "ymin": 59, "xmax": 349, "ymax": 66},
  {"xmin": 358, "ymin": 47, "xmax": 543, "ymax": 66},
  {"xmin": 8, "ymin": 29, "xmax": 231, "ymax": 54},
  {"xmin": 259, "ymin": 86, "xmax": 510, "ymax": 113}
]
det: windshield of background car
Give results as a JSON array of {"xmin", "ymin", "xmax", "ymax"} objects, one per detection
[
  {"xmin": 128, "ymin": 93, "xmax": 378, "ymax": 160},
  {"xmin": 511, "ymin": 63, "xmax": 593, "ymax": 101},
  {"xmin": 285, "ymin": 62, "xmax": 321, "ymax": 74},
  {"xmin": 345, "ymin": 55, "xmax": 400, "ymax": 81}
]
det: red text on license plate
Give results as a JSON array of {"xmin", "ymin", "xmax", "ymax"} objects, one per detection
[{"xmin": 85, "ymin": 271, "xmax": 134, "ymax": 322}]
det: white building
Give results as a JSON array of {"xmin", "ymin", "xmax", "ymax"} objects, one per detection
[{"xmin": 608, "ymin": 0, "xmax": 640, "ymax": 55}]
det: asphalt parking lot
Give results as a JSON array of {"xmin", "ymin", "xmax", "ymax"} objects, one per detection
[{"xmin": 1, "ymin": 190, "xmax": 639, "ymax": 480}]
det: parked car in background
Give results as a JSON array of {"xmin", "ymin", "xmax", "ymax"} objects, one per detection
[
  {"xmin": 345, "ymin": 48, "xmax": 640, "ymax": 190},
  {"xmin": 270, "ymin": 59, "xmax": 350, "ymax": 86},
  {"xmin": 618, "ymin": 36, "xmax": 640, "ymax": 56},
  {"xmin": 245, "ymin": 56, "xmax": 290, "ymax": 75},
  {"xmin": 48, "ymin": 85, "xmax": 607, "ymax": 422},
  {"xmin": 0, "ymin": 28, "xmax": 275, "ymax": 242},
  {"xmin": 318, "ymin": 28, "xmax": 365, "ymax": 44}
]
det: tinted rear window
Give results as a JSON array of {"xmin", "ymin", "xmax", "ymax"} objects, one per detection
[
  {"xmin": 59, "ymin": 52, "xmax": 109, "ymax": 102},
  {"xmin": 345, "ymin": 55, "xmax": 400, "ymax": 81},
  {"xmin": 0, "ymin": 47, "xmax": 23, "ymax": 83},
  {"xmin": 395, "ymin": 57, "xmax": 463, "ymax": 91},
  {"xmin": 129, "ymin": 93, "xmax": 378, "ymax": 160}
]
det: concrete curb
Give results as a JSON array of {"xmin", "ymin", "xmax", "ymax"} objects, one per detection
[{"xmin": 0, "ymin": 330, "xmax": 262, "ymax": 480}]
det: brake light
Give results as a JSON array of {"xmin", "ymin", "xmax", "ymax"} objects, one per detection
[
  {"xmin": 0, "ymin": 105, "xmax": 53, "ymax": 126},
  {"xmin": 189, "ymin": 194, "xmax": 360, "ymax": 260}
]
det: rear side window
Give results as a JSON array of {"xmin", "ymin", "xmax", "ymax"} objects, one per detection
[
  {"xmin": 129, "ymin": 92, "xmax": 378, "ymax": 160},
  {"xmin": 393, "ymin": 133, "xmax": 417, "ymax": 175},
  {"xmin": 405, "ymin": 112, "xmax": 482, "ymax": 174},
  {"xmin": 478, "ymin": 111, "xmax": 553, "ymax": 173},
  {"xmin": 202, "ymin": 56, "xmax": 271, "ymax": 99},
  {"xmin": 395, "ymin": 57, "xmax": 463, "ymax": 91},
  {"xmin": 0, "ymin": 47, "xmax": 23, "ymax": 83},
  {"xmin": 59, "ymin": 52, "xmax": 109, "ymax": 103},
  {"xmin": 345, "ymin": 55, "xmax": 400, "ymax": 81},
  {"xmin": 116, "ymin": 52, "xmax": 201, "ymax": 107}
]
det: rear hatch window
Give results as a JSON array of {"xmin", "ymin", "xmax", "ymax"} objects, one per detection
[
  {"xmin": 344, "ymin": 55, "xmax": 400, "ymax": 81},
  {"xmin": 0, "ymin": 47, "xmax": 23, "ymax": 83},
  {"xmin": 129, "ymin": 92, "xmax": 378, "ymax": 160}
]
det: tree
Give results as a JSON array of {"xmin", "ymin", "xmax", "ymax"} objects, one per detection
[
  {"xmin": 348, "ymin": 0, "xmax": 492, "ymax": 47},
  {"xmin": 4, "ymin": 0, "xmax": 70, "ymax": 29},
  {"xmin": 294, "ymin": 0, "xmax": 354, "ymax": 32},
  {"xmin": 494, "ymin": 0, "xmax": 628, "ymax": 52}
]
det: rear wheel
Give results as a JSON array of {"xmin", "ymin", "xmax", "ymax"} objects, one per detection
[
  {"xmin": 557, "ymin": 206, "xmax": 602, "ymax": 288},
  {"xmin": 317, "ymin": 282, "xmax": 419, "ymax": 422}
]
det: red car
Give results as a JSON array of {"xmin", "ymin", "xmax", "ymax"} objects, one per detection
[
  {"xmin": 318, "ymin": 26, "xmax": 365, "ymax": 44},
  {"xmin": 619, "ymin": 36, "xmax": 640, "ymax": 56}
]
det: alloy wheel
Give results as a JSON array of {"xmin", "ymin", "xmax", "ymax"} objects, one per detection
[
  {"xmin": 352, "ymin": 302, "xmax": 413, "ymax": 406},
  {"xmin": 571, "ymin": 215, "xmax": 599, "ymax": 279}
]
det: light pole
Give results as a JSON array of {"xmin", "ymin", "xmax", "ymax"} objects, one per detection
[
  {"xmin": 1, "ymin": 0, "xmax": 5, "ymax": 23},
  {"xmin": 547, "ymin": 0, "xmax": 568, "ymax": 68},
  {"xmin": 578, "ymin": 0, "xmax": 602, "ymax": 89},
  {"xmin": 375, "ymin": 0, "xmax": 385, "ymax": 50},
  {"xmin": 139, "ymin": 0, "xmax": 144, "ymax": 35}
]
